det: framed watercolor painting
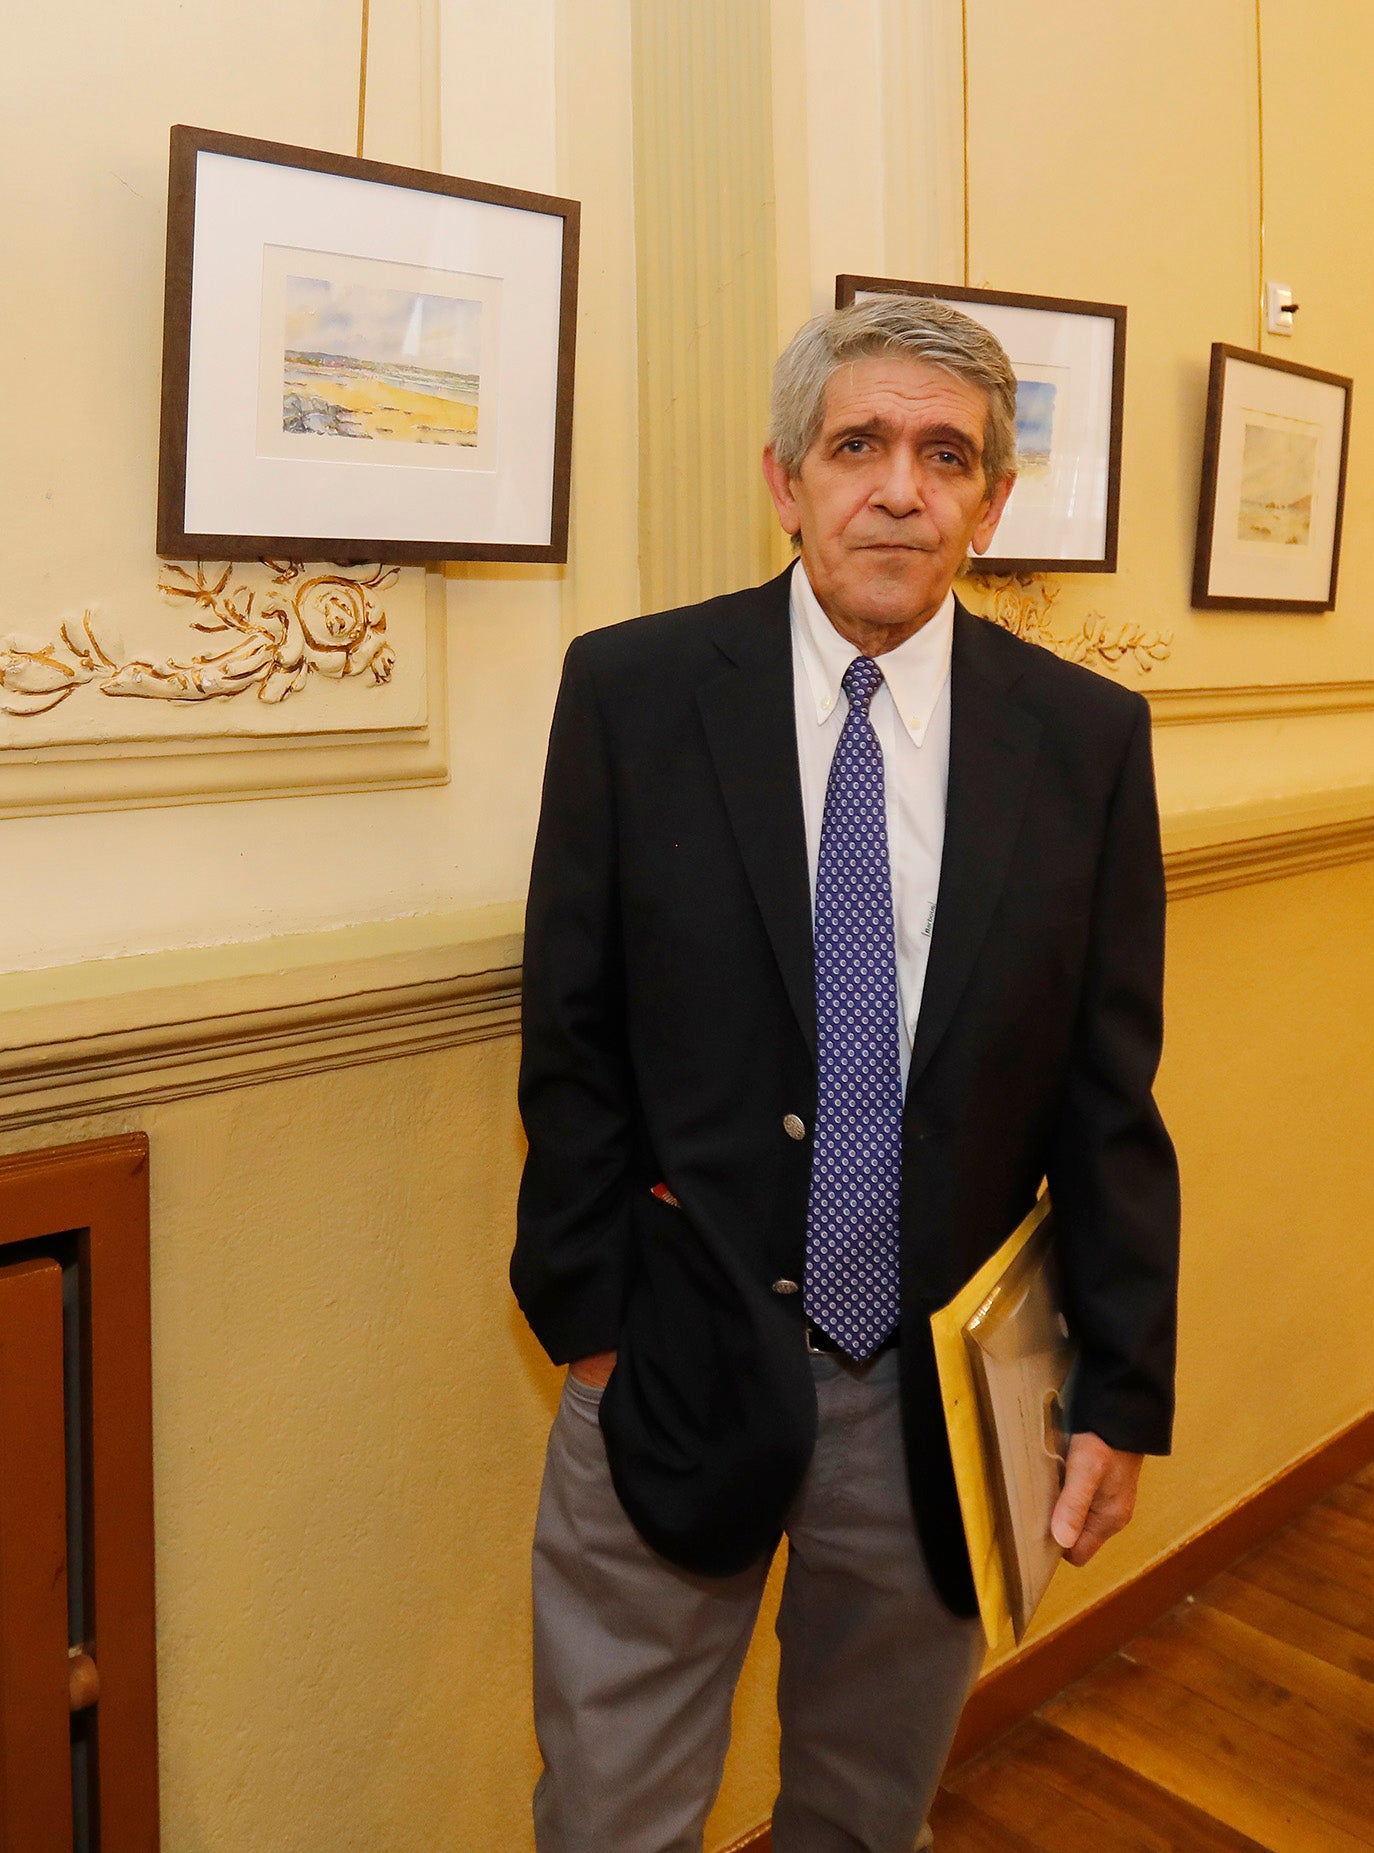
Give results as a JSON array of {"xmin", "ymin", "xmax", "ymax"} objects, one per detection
[
  {"xmin": 835, "ymin": 274, "xmax": 1126, "ymax": 574},
  {"xmin": 158, "ymin": 126, "xmax": 580, "ymax": 564},
  {"xmin": 1191, "ymin": 344, "xmax": 1352, "ymax": 611}
]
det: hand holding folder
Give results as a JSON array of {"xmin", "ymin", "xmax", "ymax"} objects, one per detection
[{"xmin": 929, "ymin": 1195, "xmax": 1077, "ymax": 1648}]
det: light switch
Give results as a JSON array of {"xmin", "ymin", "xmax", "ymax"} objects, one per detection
[{"xmin": 1265, "ymin": 281, "xmax": 1298, "ymax": 336}]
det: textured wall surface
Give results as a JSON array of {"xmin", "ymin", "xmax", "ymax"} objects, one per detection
[
  {"xmin": 2, "ymin": 1035, "xmax": 553, "ymax": 1850},
  {"xmin": 962, "ymin": 0, "xmax": 1374, "ymax": 815}
]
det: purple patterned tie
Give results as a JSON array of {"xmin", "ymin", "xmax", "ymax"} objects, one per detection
[{"xmin": 803, "ymin": 655, "xmax": 903, "ymax": 1359}]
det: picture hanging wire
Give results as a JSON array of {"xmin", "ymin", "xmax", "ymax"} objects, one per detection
[
  {"xmin": 357, "ymin": 0, "xmax": 371, "ymax": 160},
  {"xmin": 960, "ymin": 0, "xmax": 971, "ymax": 288},
  {"xmin": 1254, "ymin": 0, "xmax": 1266, "ymax": 348},
  {"xmin": 957, "ymin": 8, "xmax": 1269, "ymax": 340}
]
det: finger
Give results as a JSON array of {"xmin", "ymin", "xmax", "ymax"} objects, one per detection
[
  {"xmin": 1065, "ymin": 1504, "xmax": 1118, "ymax": 1566},
  {"xmin": 1063, "ymin": 1483, "xmax": 1137, "ymax": 1566},
  {"xmin": 1050, "ymin": 1459, "xmax": 1101, "ymax": 1549},
  {"xmin": 1050, "ymin": 1438, "xmax": 1108, "ymax": 1548}
]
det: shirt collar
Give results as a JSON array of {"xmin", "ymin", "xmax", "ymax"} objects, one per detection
[{"xmin": 789, "ymin": 560, "xmax": 954, "ymax": 748}]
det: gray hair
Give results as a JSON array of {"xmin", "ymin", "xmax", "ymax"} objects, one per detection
[{"xmin": 767, "ymin": 295, "xmax": 1019, "ymax": 490}]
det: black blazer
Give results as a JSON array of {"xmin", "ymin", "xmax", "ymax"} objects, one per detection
[{"xmin": 513, "ymin": 570, "xmax": 1179, "ymax": 1615}]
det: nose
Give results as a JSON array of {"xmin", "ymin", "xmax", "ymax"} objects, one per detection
[{"xmin": 873, "ymin": 445, "xmax": 926, "ymax": 517}]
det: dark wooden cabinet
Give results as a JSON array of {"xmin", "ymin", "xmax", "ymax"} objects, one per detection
[
  {"xmin": 0, "ymin": 1258, "xmax": 72, "ymax": 1848},
  {"xmin": 0, "ymin": 1136, "xmax": 158, "ymax": 1851}
]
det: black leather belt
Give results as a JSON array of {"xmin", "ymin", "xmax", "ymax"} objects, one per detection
[{"xmin": 804, "ymin": 1320, "xmax": 900, "ymax": 1360}]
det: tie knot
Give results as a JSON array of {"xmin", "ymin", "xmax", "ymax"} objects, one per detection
[{"xmin": 842, "ymin": 655, "xmax": 884, "ymax": 713}]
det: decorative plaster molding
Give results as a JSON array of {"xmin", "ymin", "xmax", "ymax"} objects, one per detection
[
  {"xmin": 0, "ymin": 563, "xmax": 446, "ymax": 819},
  {"xmin": 1163, "ymin": 789, "xmax": 1374, "ymax": 899},
  {"xmin": 960, "ymin": 577, "xmax": 1374, "ymax": 724},
  {"xmin": 4, "ymin": 784, "xmax": 1374, "ymax": 1134},
  {"xmin": 1148, "ymin": 679, "xmax": 1374, "ymax": 725},
  {"xmin": 960, "ymin": 572, "xmax": 1173, "ymax": 674},
  {"xmin": 0, "ymin": 561, "xmax": 398, "ymax": 718},
  {"xmin": 0, "ymin": 960, "xmax": 520, "ymax": 1136}
]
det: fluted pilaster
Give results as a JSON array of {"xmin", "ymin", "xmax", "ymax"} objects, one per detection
[{"xmin": 631, "ymin": 0, "xmax": 780, "ymax": 611}]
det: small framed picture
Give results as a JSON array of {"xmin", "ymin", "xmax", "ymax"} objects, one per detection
[
  {"xmin": 835, "ymin": 275, "xmax": 1126, "ymax": 574},
  {"xmin": 1191, "ymin": 343, "xmax": 1352, "ymax": 611},
  {"xmin": 158, "ymin": 126, "xmax": 580, "ymax": 564}
]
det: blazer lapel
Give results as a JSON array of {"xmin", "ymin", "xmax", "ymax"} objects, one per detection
[
  {"xmin": 696, "ymin": 572, "xmax": 817, "ymax": 1058},
  {"xmin": 908, "ymin": 604, "xmax": 1042, "ymax": 1091}
]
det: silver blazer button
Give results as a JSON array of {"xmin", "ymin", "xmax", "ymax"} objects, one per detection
[
  {"xmin": 771, "ymin": 1278, "xmax": 799, "ymax": 1295},
  {"xmin": 782, "ymin": 1113, "xmax": 806, "ymax": 1140}
]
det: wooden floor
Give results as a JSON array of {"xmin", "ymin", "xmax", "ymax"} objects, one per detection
[{"xmin": 930, "ymin": 1461, "xmax": 1374, "ymax": 1852}]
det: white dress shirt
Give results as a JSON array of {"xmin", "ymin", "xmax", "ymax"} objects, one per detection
[{"xmin": 789, "ymin": 559, "xmax": 952, "ymax": 1092}]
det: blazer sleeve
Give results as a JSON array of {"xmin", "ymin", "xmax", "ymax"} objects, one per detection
[
  {"xmin": 511, "ymin": 636, "xmax": 636, "ymax": 1364},
  {"xmin": 1046, "ymin": 698, "xmax": 1181, "ymax": 1455}
]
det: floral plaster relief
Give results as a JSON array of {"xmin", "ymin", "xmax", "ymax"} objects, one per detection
[
  {"xmin": 0, "ymin": 559, "xmax": 428, "ymax": 751},
  {"xmin": 959, "ymin": 573, "xmax": 1172, "ymax": 676}
]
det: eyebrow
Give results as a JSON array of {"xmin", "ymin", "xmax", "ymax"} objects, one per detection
[
  {"xmin": 922, "ymin": 422, "xmax": 984, "ymax": 456},
  {"xmin": 825, "ymin": 415, "xmax": 984, "ymax": 457}
]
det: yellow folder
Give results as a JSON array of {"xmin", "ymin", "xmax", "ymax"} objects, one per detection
[{"xmin": 929, "ymin": 1193, "xmax": 1074, "ymax": 1650}]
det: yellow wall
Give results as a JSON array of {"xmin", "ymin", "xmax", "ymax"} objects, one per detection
[
  {"xmin": 0, "ymin": 0, "xmax": 639, "ymax": 972},
  {"xmin": 963, "ymin": 0, "xmax": 1374, "ymax": 818},
  {"xmin": 2, "ymin": 1021, "xmax": 554, "ymax": 1848},
  {"xmin": 2, "ymin": 2, "xmax": 1373, "ymax": 1850}
]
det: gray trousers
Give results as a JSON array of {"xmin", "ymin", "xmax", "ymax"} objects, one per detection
[{"xmin": 531, "ymin": 1350, "xmax": 984, "ymax": 1853}]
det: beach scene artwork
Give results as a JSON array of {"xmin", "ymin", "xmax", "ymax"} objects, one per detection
[
  {"xmin": 1237, "ymin": 416, "xmax": 1319, "ymax": 547},
  {"xmin": 1003, "ymin": 362, "xmax": 1070, "ymax": 515},
  {"xmin": 281, "ymin": 274, "xmax": 483, "ymax": 448},
  {"xmin": 1014, "ymin": 377, "xmax": 1058, "ymax": 480}
]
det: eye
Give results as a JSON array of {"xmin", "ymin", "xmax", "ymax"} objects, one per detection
[{"xmin": 838, "ymin": 437, "xmax": 870, "ymax": 455}]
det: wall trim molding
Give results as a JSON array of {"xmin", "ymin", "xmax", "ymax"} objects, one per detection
[
  {"xmin": 0, "ymin": 726, "xmax": 449, "ymax": 821},
  {"xmin": 0, "ymin": 715, "xmax": 449, "ymax": 819},
  {"xmin": 6, "ymin": 780, "xmax": 1374, "ymax": 1129},
  {"xmin": 0, "ymin": 910, "xmax": 523, "ymax": 1136},
  {"xmin": 3, "ymin": 783, "xmax": 1374, "ymax": 1131},
  {"xmin": 1148, "ymin": 678, "xmax": 1374, "ymax": 725},
  {"xmin": 1162, "ymin": 785, "xmax": 1374, "ymax": 898},
  {"xmin": 0, "ymin": 965, "xmax": 520, "ymax": 1135},
  {"xmin": 715, "ymin": 1406, "xmax": 1374, "ymax": 1853}
]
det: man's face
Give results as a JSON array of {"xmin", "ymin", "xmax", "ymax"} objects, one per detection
[{"xmin": 762, "ymin": 354, "xmax": 1014, "ymax": 650}]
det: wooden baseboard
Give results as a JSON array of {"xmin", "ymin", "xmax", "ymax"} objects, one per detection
[
  {"xmin": 945, "ymin": 1405, "xmax": 1374, "ymax": 1768},
  {"xmin": 716, "ymin": 1405, "xmax": 1374, "ymax": 1853}
]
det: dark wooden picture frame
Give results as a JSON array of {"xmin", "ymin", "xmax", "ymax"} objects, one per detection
[
  {"xmin": 1191, "ymin": 343, "xmax": 1352, "ymax": 612},
  {"xmin": 158, "ymin": 125, "xmax": 580, "ymax": 564},
  {"xmin": 836, "ymin": 274, "xmax": 1127, "ymax": 575}
]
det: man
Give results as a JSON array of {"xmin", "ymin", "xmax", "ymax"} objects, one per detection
[{"xmin": 513, "ymin": 295, "xmax": 1179, "ymax": 1853}]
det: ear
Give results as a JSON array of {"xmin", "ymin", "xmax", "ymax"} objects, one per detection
[
  {"xmin": 762, "ymin": 446, "xmax": 802, "ymax": 538},
  {"xmin": 970, "ymin": 472, "xmax": 1017, "ymax": 556}
]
